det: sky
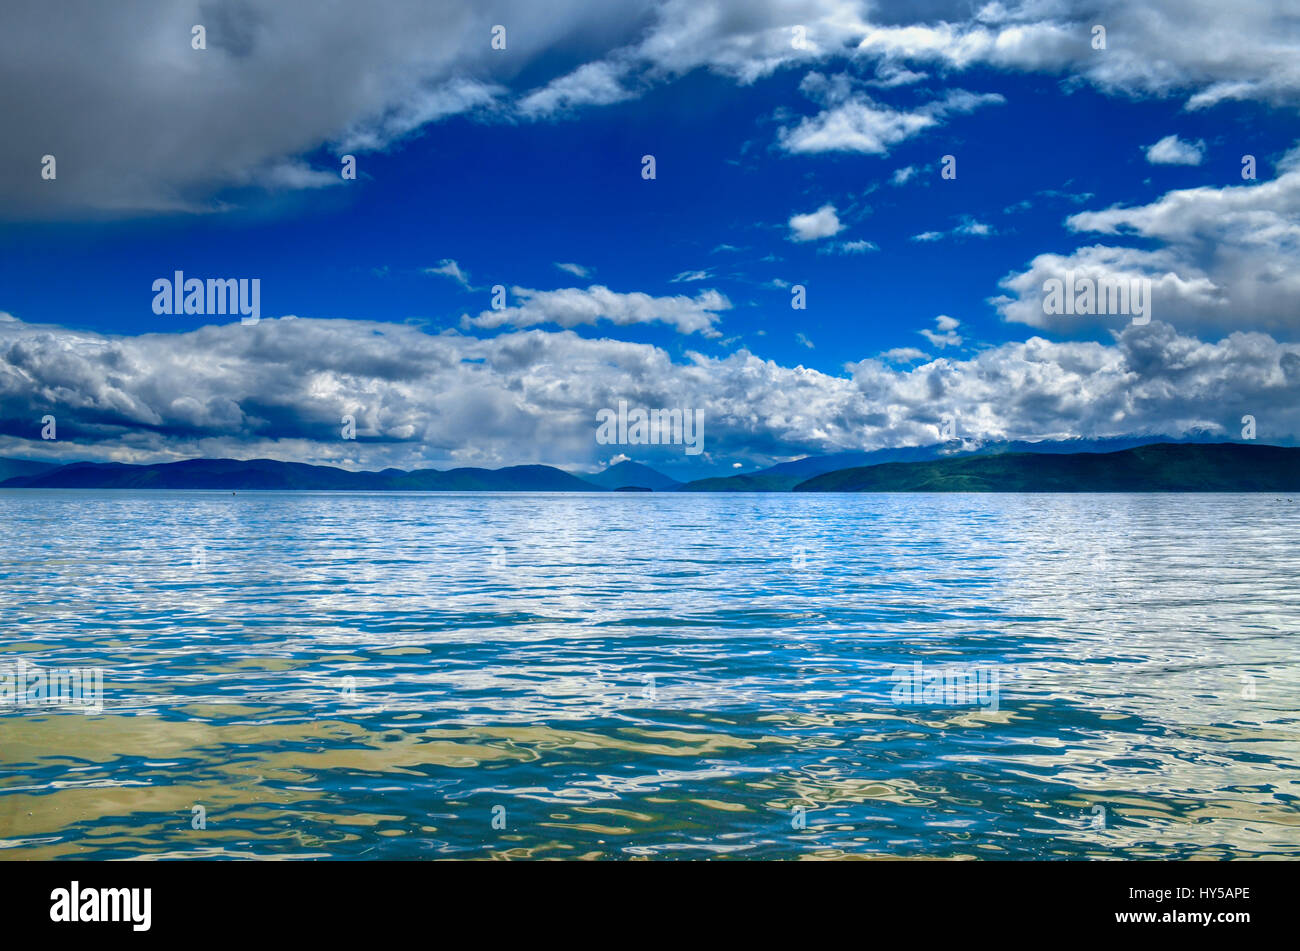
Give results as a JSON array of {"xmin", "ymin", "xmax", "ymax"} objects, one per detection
[{"xmin": 1, "ymin": 0, "xmax": 1298, "ymax": 479}]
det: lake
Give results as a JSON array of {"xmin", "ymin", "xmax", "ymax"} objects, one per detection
[{"xmin": 2, "ymin": 490, "xmax": 1297, "ymax": 859}]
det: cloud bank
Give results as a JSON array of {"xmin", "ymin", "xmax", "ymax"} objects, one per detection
[{"xmin": 2, "ymin": 313, "xmax": 1296, "ymax": 471}]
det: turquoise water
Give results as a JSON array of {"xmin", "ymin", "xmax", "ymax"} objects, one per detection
[{"xmin": 2, "ymin": 490, "xmax": 1298, "ymax": 859}]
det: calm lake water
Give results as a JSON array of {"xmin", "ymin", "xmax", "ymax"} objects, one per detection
[{"xmin": 2, "ymin": 490, "xmax": 1298, "ymax": 860}]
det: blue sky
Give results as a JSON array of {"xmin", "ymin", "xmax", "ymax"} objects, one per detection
[{"xmin": 2, "ymin": 1, "xmax": 1298, "ymax": 478}]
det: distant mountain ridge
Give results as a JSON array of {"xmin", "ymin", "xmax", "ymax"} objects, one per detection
[
  {"xmin": 4, "ymin": 442, "xmax": 1293, "ymax": 492},
  {"xmin": 678, "ymin": 444, "xmax": 953, "ymax": 491},
  {"xmin": 1, "ymin": 458, "xmax": 603, "ymax": 491},
  {"xmin": 794, "ymin": 443, "xmax": 1300, "ymax": 493},
  {"xmin": 675, "ymin": 435, "xmax": 1213, "ymax": 492}
]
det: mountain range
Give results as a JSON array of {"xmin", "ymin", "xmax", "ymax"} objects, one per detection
[
  {"xmin": 2, "ymin": 441, "xmax": 1296, "ymax": 492},
  {"xmin": 796, "ymin": 443, "xmax": 1300, "ymax": 493},
  {"xmin": 0, "ymin": 458, "xmax": 597, "ymax": 491}
]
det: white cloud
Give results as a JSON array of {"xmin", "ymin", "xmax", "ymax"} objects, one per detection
[
  {"xmin": 627, "ymin": 0, "xmax": 851, "ymax": 83},
  {"xmin": 868, "ymin": 62, "xmax": 927, "ymax": 88},
  {"xmin": 995, "ymin": 244, "xmax": 1220, "ymax": 331},
  {"xmin": 337, "ymin": 79, "xmax": 503, "ymax": 153},
  {"xmin": 1145, "ymin": 134, "xmax": 1206, "ymax": 166},
  {"xmin": 1184, "ymin": 81, "xmax": 1261, "ymax": 111},
  {"xmin": 997, "ymin": 148, "xmax": 1300, "ymax": 335},
  {"xmin": 880, "ymin": 347, "xmax": 928, "ymax": 363},
  {"xmin": 777, "ymin": 73, "xmax": 1004, "ymax": 155},
  {"xmin": 257, "ymin": 160, "xmax": 343, "ymax": 191},
  {"xmin": 819, "ymin": 238, "xmax": 879, "ymax": 255},
  {"xmin": 4, "ymin": 313, "xmax": 1298, "ymax": 470},
  {"xmin": 954, "ymin": 216, "xmax": 994, "ymax": 236},
  {"xmin": 424, "ymin": 259, "xmax": 473, "ymax": 289},
  {"xmin": 891, "ymin": 165, "xmax": 917, "ymax": 185},
  {"xmin": 919, "ymin": 314, "xmax": 963, "ymax": 348},
  {"xmin": 462, "ymin": 284, "xmax": 731, "ymax": 336},
  {"xmin": 853, "ymin": 2, "xmax": 1300, "ymax": 110},
  {"xmin": 670, "ymin": 269, "xmax": 712, "ymax": 283},
  {"xmin": 555, "ymin": 262, "xmax": 592, "ymax": 278},
  {"xmin": 912, "ymin": 215, "xmax": 995, "ymax": 241},
  {"xmin": 518, "ymin": 61, "xmax": 633, "ymax": 117},
  {"xmin": 788, "ymin": 203, "xmax": 845, "ymax": 241}
]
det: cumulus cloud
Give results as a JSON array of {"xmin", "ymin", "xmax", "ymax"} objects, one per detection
[
  {"xmin": 3, "ymin": 313, "xmax": 1297, "ymax": 470},
  {"xmin": 996, "ymin": 148, "xmax": 1300, "ymax": 335},
  {"xmin": 919, "ymin": 314, "xmax": 963, "ymax": 348},
  {"xmin": 461, "ymin": 284, "xmax": 731, "ymax": 336},
  {"xmin": 1145, "ymin": 134, "xmax": 1206, "ymax": 165},
  {"xmin": 846, "ymin": 323, "xmax": 1300, "ymax": 447},
  {"xmin": 777, "ymin": 72, "xmax": 1004, "ymax": 155},
  {"xmin": 788, "ymin": 203, "xmax": 845, "ymax": 241}
]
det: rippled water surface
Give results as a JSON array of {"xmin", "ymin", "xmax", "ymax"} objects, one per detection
[{"xmin": 2, "ymin": 490, "xmax": 1298, "ymax": 859}]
